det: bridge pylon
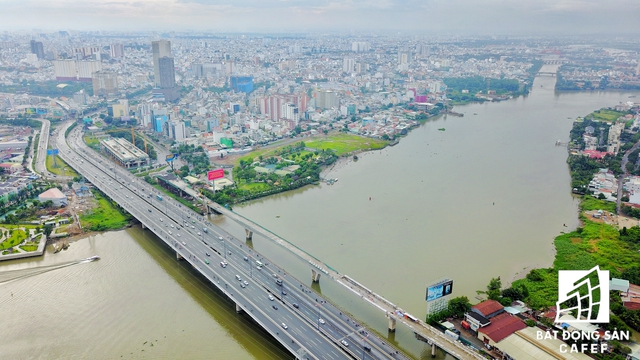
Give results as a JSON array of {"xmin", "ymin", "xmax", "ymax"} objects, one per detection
[
  {"xmin": 235, "ymin": 303, "xmax": 243, "ymax": 314},
  {"xmin": 311, "ymin": 269, "xmax": 321, "ymax": 283},
  {"xmin": 387, "ymin": 313, "xmax": 397, "ymax": 332},
  {"xmin": 176, "ymin": 252, "xmax": 184, "ymax": 261},
  {"xmin": 245, "ymin": 229, "xmax": 253, "ymax": 241}
]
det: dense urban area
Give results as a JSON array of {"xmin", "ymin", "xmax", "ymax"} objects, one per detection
[{"xmin": 2, "ymin": 31, "xmax": 640, "ymax": 360}]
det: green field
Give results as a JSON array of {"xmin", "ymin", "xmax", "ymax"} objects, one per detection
[
  {"xmin": 83, "ymin": 135, "xmax": 100, "ymax": 148},
  {"xmin": 305, "ymin": 134, "xmax": 388, "ymax": 156},
  {"xmin": 238, "ymin": 182, "xmax": 270, "ymax": 192},
  {"xmin": 80, "ymin": 191, "xmax": 131, "ymax": 231},
  {"xmin": 586, "ymin": 109, "xmax": 628, "ymax": 122},
  {"xmin": 20, "ymin": 244, "xmax": 38, "ymax": 252},
  {"xmin": 46, "ymin": 154, "xmax": 79, "ymax": 177}
]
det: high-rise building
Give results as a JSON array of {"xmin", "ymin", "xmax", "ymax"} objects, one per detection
[
  {"xmin": 30, "ymin": 40, "xmax": 44, "ymax": 59},
  {"xmin": 169, "ymin": 121, "xmax": 186, "ymax": 140},
  {"xmin": 73, "ymin": 46, "xmax": 100, "ymax": 59},
  {"xmin": 92, "ymin": 71, "xmax": 118, "ymax": 97},
  {"xmin": 152, "ymin": 40, "xmax": 172, "ymax": 87},
  {"xmin": 158, "ymin": 57, "xmax": 176, "ymax": 88},
  {"xmin": 351, "ymin": 42, "xmax": 370, "ymax": 53},
  {"xmin": 53, "ymin": 59, "xmax": 102, "ymax": 82},
  {"xmin": 343, "ymin": 58, "xmax": 355, "ymax": 73},
  {"xmin": 192, "ymin": 63, "xmax": 204, "ymax": 78},
  {"xmin": 152, "ymin": 113, "xmax": 167, "ymax": 133},
  {"xmin": 315, "ymin": 90, "xmax": 337, "ymax": 110},
  {"xmin": 281, "ymin": 103, "xmax": 299, "ymax": 123},
  {"xmin": 110, "ymin": 43, "xmax": 125, "ymax": 58},
  {"xmin": 398, "ymin": 47, "xmax": 412, "ymax": 65}
]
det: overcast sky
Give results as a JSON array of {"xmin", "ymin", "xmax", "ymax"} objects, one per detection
[{"xmin": 2, "ymin": 0, "xmax": 639, "ymax": 35}]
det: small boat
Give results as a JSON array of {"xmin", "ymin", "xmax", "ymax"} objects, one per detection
[
  {"xmin": 438, "ymin": 128, "xmax": 445, "ymax": 131},
  {"xmin": 87, "ymin": 255, "xmax": 100, "ymax": 261},
  {"xmin": 276, "ymin": 215, "xmax": 280, "ymax": 218}
]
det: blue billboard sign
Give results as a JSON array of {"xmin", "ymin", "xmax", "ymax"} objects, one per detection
[
  {"xmin": 47, "ymin": 149, "xmax": 59, "ymax": 155},
  {"xmin": 426, "ymin": 280, "xmax": 453, "ymax": 302}
]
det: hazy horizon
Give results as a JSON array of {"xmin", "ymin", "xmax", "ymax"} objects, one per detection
[{"xmin": 2, "ymin": 0, "xmax": 639, "ymax": 36}]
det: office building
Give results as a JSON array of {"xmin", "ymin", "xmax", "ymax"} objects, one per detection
[
  {"xmin": 169, "ymin": 121, "xmax": 186, "ymax": 141},
  {"xmin": 76, "ymin": 60, "xmax": 102, "ymax": 81},
  {"xmin": 152, "ymin": 113, "xmax": 167, "ymax": 133},
  {"xmin": 192, "ymin": 63, "xmax": 204, "ymax": 78},
  {"xmin": 30, "ymin": 40, "xmax": 44, "ymax": 59},
  {"xmin": 398, "ymin": 47, "xmax": 412, "ymax": 65},
  {"xmin": 73, "ymin": 46, "xmax": 100, "ymax": 59},
  {"xmin": 110, "ymin": 43, "xmax": 125, "ymax": 58},
  {"xmin": 53, "ymin": 59, "xmax": 101, "ymax": 82},
  {"xmin": 282, "ymin": 103, "xmax": 299, "ymax": 123},
  {"xmin": 152, "ymin": 40, "xmax": 172, "ymax": 87},
  {"xmin": 92, "ymin": 71, "xmax": 118, "ymax": 97}
]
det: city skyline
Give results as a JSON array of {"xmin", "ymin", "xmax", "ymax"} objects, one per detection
[{"xmin": 1, "ymin": 0, "xmax": 639, "ymax": 36}]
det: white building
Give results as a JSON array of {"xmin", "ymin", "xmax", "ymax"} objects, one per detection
[
  {"xmin": 38, "ymin": 188, "xmax": 67, "ymax": 207},
  {"xmin": 169, "ymin": 121, "xmax": 186, "ymax": 141}
]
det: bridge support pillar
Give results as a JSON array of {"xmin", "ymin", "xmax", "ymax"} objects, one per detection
[
  {"xmin": 388, "ymin": 316, "xmax": 396, "ymax": 333},
  {"xmin": 235, "ymin": 303, "xmax": 243, "ymax": 314},
  {"xmin": 245, "ymin": 229, "xmax": 253, "ymax": 241},
  {"xmin": 431, "ymin": 343, "xmax": 437, "ymax": 358},
  {"xmin": 141, "ymin": 223, "xmax": 146, "ymax": 230},
  {"xmin": 311, "ymin": 269, "xmax": 321, "ymax": 283},
  {"xmin": 176, "ymin": 252, "xmax": 184, "ymax": 261}
]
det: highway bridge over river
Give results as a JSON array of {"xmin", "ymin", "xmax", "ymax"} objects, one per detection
[{"xmin": 55, "ymin": 120, "xmax": 482, "ymax": 360}]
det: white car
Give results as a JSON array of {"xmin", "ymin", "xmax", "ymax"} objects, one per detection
[
  {"xmin": 268, "ymin": 295, "xmax": 274, "ymax": 301},
  {"xmin": 281, "ymin": 323, "xmax": 288, "ymax": 330},
  {"xmin": 340, "ymin": 340, "xmax": 348, "ymax": 347},
  {"xmin": 319, "ymin": 319, "xmax": 325, "ymax": 325}
]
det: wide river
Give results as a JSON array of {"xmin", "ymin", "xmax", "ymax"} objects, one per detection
[{"xmin": 2, "ymin": 72, "xmax": 640, "ymax": 359}]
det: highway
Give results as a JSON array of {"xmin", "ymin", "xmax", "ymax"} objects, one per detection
[{"xmin": 55, "ymin": 121, "xmax": 409, "ymax": 360}]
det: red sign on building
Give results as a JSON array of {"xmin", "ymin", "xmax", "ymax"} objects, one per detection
[{"xmin": 207, "ymin": 168, "xmax": 225, "ymax": 181}]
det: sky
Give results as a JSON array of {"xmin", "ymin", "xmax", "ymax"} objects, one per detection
[{"xmin": 2, "ymin": 0, "xmax": 639, "ymax": 36}]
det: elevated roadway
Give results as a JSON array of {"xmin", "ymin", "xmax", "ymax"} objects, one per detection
[{"xmin": 55, "ymin": 121, "xmax": 409, "ymax": 360}]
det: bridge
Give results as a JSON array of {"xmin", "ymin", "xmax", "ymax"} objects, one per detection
[
  {"xmin": 537, "ymin": 71, "xmax": 557, "ymax": 77},
  {"xmin": 56, "ymin": 120, "xmax": 483, "ymax": 360}
]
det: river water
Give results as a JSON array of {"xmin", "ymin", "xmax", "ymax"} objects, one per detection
[{"xmin": 2, "ymin": 72, "xmax": 640, "ymax": 359}]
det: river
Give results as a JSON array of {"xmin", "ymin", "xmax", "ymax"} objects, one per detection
[{"xmin": 2, "ymin": 71, "xmax": 640, "ymax": 359}]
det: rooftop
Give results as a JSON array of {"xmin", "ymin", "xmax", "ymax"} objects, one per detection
[
  {"xmin": 472, "ymin": 299, "xmax": 504, "ymax": 317},
  {"xmin": 478, "ymin": 313, "xmax": 527, "ymax": 343}
]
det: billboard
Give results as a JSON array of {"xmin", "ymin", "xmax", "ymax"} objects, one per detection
[
  {"xmin": 207, "ymin": 168, "xmax": 225, "ymax": 181},
  {"xmin": 37, "ymin": 108, "xmax": 48, "ymax": 115},
  {"xmin": 426, "ymin": 280, "xmax": 453, "ymax": 302},
  {"xmin": 166, "ymin": 154, "xmax": 175, "ymax": 162},
  {"xmin": 47, "ymin": 149, "xmax": 59, "ymax": 155}
]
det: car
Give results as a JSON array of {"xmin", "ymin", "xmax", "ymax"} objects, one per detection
[
  {"xmin": 170, "ymin": 224, "xmax": 174, "ymax": 228},
  {"xmin": 268, "ymin": 295, "xmax": 274, "ymax": 301},
  {"xmin": 240, "ymin": 283, "xmax": 246, "ymax": 288},
  {"xmin": 243, "ymin": 281, "xmax": 248, "ymax": 286},
  {"xmin": 220, "ymin": 262, "xmax": 227, "ymax": 268},
  {"xmin": 205, "ymin": 259, "xmax": 210, "ymax": 264},
  {"xmin": 363, "ymin": 346, "xmax": 371, "ymax": 352},
  {"xmin": 182, "ymin": 241, "xmax": 186, "ymax": 246},
  {"xmin": 282, "ymin": 290, "xmax": 287, "ymax": 295},
  {"xmin": 191, "ymin": 225, "xmax": 195, "ymax": 229},
  {"xmin": 148, "ymin": 208, "xmax": 152, "ymax": 212},
  {"xmin": 169, "ymin": 231, "xmax": 172, "ymax": 235},
  {"xmin": 160, "ymin": 219, "xmax": 163, "ymax": 222},
  {"xmin": 272, "ymin": 305, "xmax": 278, "ymax": 310},
  {"xmin": 281, "ymin": 323, "xmax": 288, "ymax": 330},
  {"xmin": 292, "ymin": 303, "xmax": 299, "ymax": 309},
  {"xmin": 319, "ymin": 318, "xmax": 325, "ymax": 325},
  {"xmin": 205, "ymin": 252, "xmax": 210, "ymax": 257},
  {"xmin": 244, "ymin": 256, "xmax": 248, "ymax": 261},
  {"xmin": 340, "ymin": 340, "xmax": 349, "ymax": 347},
  {"xmin": 197, "ymin": 232, "xmax": 201, "ymax": 236},
  {"xmin": 256, "ymin": 265, "xmax": 262, "ymax": 270},
  {"xmin": 177, "ymin": 234, "xmax": 181, "ymax": 237}
]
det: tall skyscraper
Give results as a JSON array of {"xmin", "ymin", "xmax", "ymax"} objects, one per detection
[
  {"xmin": 152, "ymin": 40, "xmax": 172, "ymax": 87},
  {"xmin": 158, "ymin": 57, "xmax": 176, "ymax": 88},
  {"xmin": 30, "ymin": 40, "xmax": 44, "ymax": 59},
  {"xmin": 343, "ymin": 58, "xmax": 355, "ymax": 73}
]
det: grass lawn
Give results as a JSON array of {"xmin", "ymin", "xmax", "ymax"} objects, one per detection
[
  {"xmin": 136, "ymin": 165, "xmax": 168, "ymax": 177},
  {"xmin": 20, "ymin": 244, "xmax": 38, "ymax": 252},
  {"xmin": 0, "ymin": 224, "xmax": 39, "ymax": 230},
  {"xmin": 80, "ymin": 191, "xmax": 131, "ymax": 231},
  {"xmin": 580, "ymin": 195, "xmax": 617, "ymax": 213},
  {"xmin": 46, "ymin": 154, "xmax": 79, "ymax": 177},
  {"xmin": 0, "ymin": 229, "xmax": 28, "ymax": 251},
  {"xmin": 305, "ymin": 133, "xmax": 388, "ymax": 156},
  {"xmin": 586, "ymin": 109, "xmax": 628, "ymax": 122},
  {"xmin": 237, "ymin": 147, "xmax": 281, "ymax": 166},
  {"xmin": 238, "ymin": 182, "xmax": 270, "ymax": 192}
]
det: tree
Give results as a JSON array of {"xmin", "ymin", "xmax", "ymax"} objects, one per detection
[
  {"xmin": 43, "ymin": 225, "xmax": 53, "ymax": 237},
  {"xmin": 381, "ymin": 134, "xmax": 390, "ymax": 141},
  {"xmin": 448, "ymin": 296, "xmax": 472, "ymax": 316},
  {"xmin": 598, "ymin": 193, "xmax": 607, "ymax": 200},
  {"xmin": 179, "ymin": 165, "xmax": 190, "ymax": 175}
]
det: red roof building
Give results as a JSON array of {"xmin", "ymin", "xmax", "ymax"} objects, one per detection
[
  {"xmin": 471, "ymin": 300, "xmax": 504, "ymax": 319},
  {"xmin": 477, "ymin": 313, "xmax": 527, "ymax": 346}
]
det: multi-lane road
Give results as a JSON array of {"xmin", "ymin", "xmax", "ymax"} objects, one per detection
[{"xmin": 55, "ymin": 121, "xmax": 409, "ymax": 360}]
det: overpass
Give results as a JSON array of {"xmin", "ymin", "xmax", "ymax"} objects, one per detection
[{"xmin": 56, "ymin": 121, "xmax": 414, "ymax": 360}]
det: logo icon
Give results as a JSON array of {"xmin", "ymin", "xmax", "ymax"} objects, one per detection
[{"xmin": 556, "ymin": 266, "xmax": 609, "ymax": 323}]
